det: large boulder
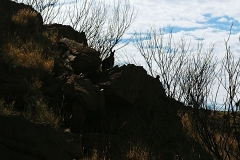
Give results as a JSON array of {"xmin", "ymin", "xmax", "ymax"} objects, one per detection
[
  {"xmin": 62, "ymin": 74, "xmax": 105, "ymax": 132},
  {"xmin": 44, "ymin": 24, "xmax": 88, "ymax": 45},
  {"xmin": 57, "ymin": 38, "xmax": 101, "ymax": 77},
  {"xmin": 98, "ymin": 65, "xmax": 149, "ymax": 105},
  {"xmin": 0, "ymin": 114, "xmax": 83, "ymax": 160},
  {"xmin": 97, "ymin": 64, "xmax": 166, "ymax": 107},
  {"xmin": 137, "ymin": 74, "xmax": 166, "ymax": 111},
  {"xmin": 92, "ymin": 64, "xmax": 170, "ymax": 136},
  {"xmin": 0, "ymin": 0, "xmax": 43, "ymax": 42},
  {"xmin": 63, "ymin": 74, "xmax": 105, "ymax": 114},
  {"xmin": 0, "ymin": 65, "xmax": 28, "ymax": 103},
  {"xmin": 79, "ymin": 64, "xmax": 184, "ymax": 158}
]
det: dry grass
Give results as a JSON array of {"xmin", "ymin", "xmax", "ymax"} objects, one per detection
[
  {"xmin": 2, "ymin": 37, "xmax": 55, "ymax": 91},
  {"xmin": 0, "ymin": 97, "xmax": 60, "ymax": 130},
  {"xmin": 127, "ymin": 143, "xmax": 154, "ymax": 160},
  {"xmin": 0, "ymin": 99, "xmax": 15, "ymax": 115},
  {"xmin": 180, "ymin": 109, "xmax": 240, "ymax": 160},
  {"xmin": 81, "ymin": 143, "xmax": 154, "ymax": 160},
  {"xmin": 0, "ymin": 4, "xmax": 62, "ymax": 131},
  {"xmin": 23, "ymin": 95, "xmax": 60, "ymax": 130},
  {"xmin": 12, "ymin": 8, "xmax": 39, "ymax": 26},
  {"xmin": 3, "ymin": 40, "xmax": 54, "ymax": 73},
  {"xmin": 180, "ymin": 110, "xmax": 195, "ymax": 136},
  {"xmin": 2, "ymin": 8, "xmax": 59, "ymax": 90},
  {"xmin": 83, "ymin": 150, "xmax": 103, "ymax": 160}
]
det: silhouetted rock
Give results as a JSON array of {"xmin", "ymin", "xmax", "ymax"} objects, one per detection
[
  {"xmin": 62, "ymin": 74, "xmax": 105, "ymax": 132},
  {"xmin": 83, "ymin": 64, "xmax": 183, "ymax": 157},
  {"xmin": 69, "ymin": 102, "xmax": 87, "ymax": 132},
  {"xmin": 57, "ymin": 38, "xmax": 101, "ymax": 77},
  {"xmin": 98, "ymin": 64, "xmax": 162, "ymax": 105},
  {"xmin": 44, "ymin": 24, "xmax": 88, "ymax": 45},
  {"xmin": 102, "ymin": 50, "xmax": 115, "ymax": 70},
  {"xmin": 0, "ymin": 65, "xmax": 28, "ymax": 103},
  {"xmin": 0, "ymin": 0, "xmax": 43, "ymax": 39},
  {"xmin": 0, "ymin": 114, "xmax": 83, "ymax": 160},
  {"xmin": 82, "ymin": 133, "xmax": 130, "ymax": 160}
]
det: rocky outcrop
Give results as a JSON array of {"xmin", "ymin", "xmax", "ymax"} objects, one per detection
[
  {"xmin": 62, "ymin": 74, "xmax": 105, "ymax": 132},
  {"xmin": 57, "ymin": 38, "xmax": 101, "ymax": 77},
  {"xmin": 98, "ymin": 65, "xmax": 149, "ymax": 105},
  {"xmin": 0, "ymin": 0, "xmax": 43, "ymax": 43},
  {"xmin": 0, "ymin": 114, "xmax": 83, "ymax": 160},
  {"xmin": 102, "ymin": 50, "xmax": 115, "ymax": 71},
  {"xmin": 93, "ymin": 65, "xmax": 182, "ymax": 144},
  {"xmin": 98, "ymin": 65, "xmax": 166, "ymax": 106},
  {"xmin": 44, "ymin": 24, "xmax": 88, "ymax": 46},
  {"xmin": 0, "ymin": 65, "xmax": 28, "ymax": 103},
  {"xmin": 0, "ymin": 0, "xmax": 187, "ymax": 159}
]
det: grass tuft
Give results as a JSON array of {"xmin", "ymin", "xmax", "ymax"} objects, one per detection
[
  {"xmin": 127, "ymin": 144, "xmax": 153, "ymax": 160},
  {"xmin": 12, "ymin": 8, "xmax": 40, "ymax": 33},
  {"xmin": 23, "ymin": 95, "xmax": 60, "ymax": 130},
  {"xmin": 0, "ymin": 99, "xmax": 15, "ymax": 115}
]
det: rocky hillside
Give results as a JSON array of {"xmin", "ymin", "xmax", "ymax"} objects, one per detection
[{"xmin": 0, "ymin": 0, "xmax": 212, "ymax": 159}]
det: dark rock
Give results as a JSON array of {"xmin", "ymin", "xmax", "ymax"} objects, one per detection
[
  {"xmin": 62, "ymin": 74, "xmax": 105, "ymax": 132},
  {"xmin": 88, "ymin": 64, "xmax": 183, "ymax": 156},
  {"xmin": 102, "ymin": 50, "xmax": 115, "ymax": 71},
  {"xmin": 63, "ymin": 74, "xmax": 105, "ymax": 114},
  {"xmin": 0, "ymin": 143, "xmax": 38, "ymax": 160},
  {"xmin": 0, "ymin": 65, "xmax": 28, "ymax": 103},
  {"xmin": 52, "ymin": 58, "xmax": 74, "ymax": 78},
  {"xmin": 98, "ymin": 64, "xmax": 149, "ymax": 105},
  {"xmin": 137, "ymin": 74, "xmax": 166, "ymax": 112},
  {"xmin": 0, "ymin": 0, "xmax": 43, "ymax": 40},
  {"xmin": 82, "ymin": 133, "xmax": 130, "ymax": 160},
  {"xmin": 0, "ymin": 84, "xmax": 28, "ymax": 99},
  {"xmin": 0, "ymin": 114, "xmax": 83, "ymax": 160},
  {"xmin": 44, "ymin": 23, "xmax": 88, "ymax": 45},
  {"xmin": 69, "ymin": 102, "xmax": 86, "ymax": 132},
  {"xmin": 57, "ymin": 38, "xmax": 101, "ymax": 77}
]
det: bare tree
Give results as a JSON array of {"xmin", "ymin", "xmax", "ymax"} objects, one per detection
[
  {"xmin": 12, "ymin": 0, "xmax": 136, "ymax": 58},
  {"xmin": 12, "ymin": 0, "xmax": 63, "ymax": 23},
  {"xmin": 190, "ymin": 25, "xmax": 240, "ymax": 160},
  {"xmin": 179, "ymin": 42, "xmax": 217, "ymax": 107},
  {"xmin": 133, "ymin": 27, "xmax": 217, "ymax": 101},
  {"xmin": 65, "ymin": 0, "xmax": 136, "ymax": 58}
]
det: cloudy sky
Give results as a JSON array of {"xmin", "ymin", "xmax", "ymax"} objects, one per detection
[
  {"xmin": 116, "ymin": 0, "xmax": 240, "ymax": 106},
  {"xmin": 121, "ymin": 0, "xmax": 240, "ymax": 56}
]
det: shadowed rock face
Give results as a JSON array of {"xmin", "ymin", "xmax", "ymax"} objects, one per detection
[
  {"xmin": 0, "ymin": 0, "xmax": 43, "ymax": 45},
  {"xmin": 0, "ymin": 114, "xmax": 83, "ymax": 160},
  {"xmin": 57, "ymin": 38, "xmax": 101, "ymax": 77},
  {"xmin": 0, "ymin": 65, "xmax": 28, "ymax": 103},
  {"xmin": 102, "ymin": 50, "xmax": 115, "ymax": 71},
  {"xmin": 44, "ymin": 24, "xmax": 88, "ymax": 46}
]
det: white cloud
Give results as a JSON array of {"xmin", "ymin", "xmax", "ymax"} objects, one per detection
[
  {"xmin": 217, "ymin": 17, "xmax": 228, "ymax": 23},
  {"xmin": 127, "ymin": 0, "xmax": 240, "ymax": 31}
]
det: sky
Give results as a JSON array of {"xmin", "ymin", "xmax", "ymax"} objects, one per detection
[
  {"xmin": 113, "ymin": 0, "xmax": 240, "ymax": 107},
  {"xmin": 119, "ymin": 0, "xmax": 240, "ymax": 57}
]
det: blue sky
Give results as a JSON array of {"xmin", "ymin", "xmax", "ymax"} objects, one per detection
[
  {"xmin": 56, "ymin": 0, "xmax": 240, "ymax": 53},
  {"xmin": 125, "ymin": 0, "xmax": 240, "ymax": 40},
  {"xmin": 116, "ymin": 0, "xmax": 240, "ymax": 60}
]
